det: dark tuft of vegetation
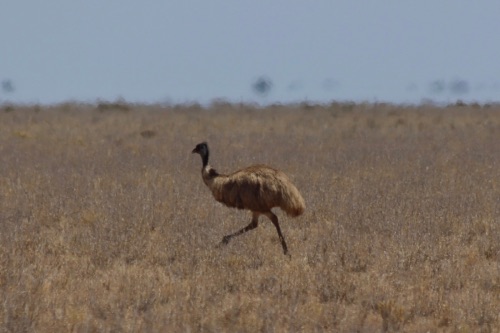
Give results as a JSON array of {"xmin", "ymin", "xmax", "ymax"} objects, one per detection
[
  {"xmin": 140, "ymin": 130, "xmax": 156, "ymax": 138},
  {"xmin": 97, "ymin": 100, "xmax": 130, "ymax": 112}
]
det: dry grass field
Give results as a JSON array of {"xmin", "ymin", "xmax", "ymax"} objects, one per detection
[{"xmin": 1, "ymin": 101, "xmax": 499, "ymax": 332}]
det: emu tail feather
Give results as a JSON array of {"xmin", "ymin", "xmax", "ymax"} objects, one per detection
[{"xmin": 279, "ymin": 180, "xmax": 305, "ymax": 217}]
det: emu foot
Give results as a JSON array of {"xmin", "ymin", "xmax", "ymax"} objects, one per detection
[{"xmin": 216, "ymin": 235, "xmax": 231, "ymax": 248}]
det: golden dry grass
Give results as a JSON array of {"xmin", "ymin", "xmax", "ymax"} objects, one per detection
[{"xmin": 1, "ymin": 102, "xmax": 499, "ymax": 332}]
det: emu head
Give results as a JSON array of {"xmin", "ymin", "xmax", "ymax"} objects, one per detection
[{"xmin": 192, "ymin": 142, "xmax": 209, "ymax": 166}]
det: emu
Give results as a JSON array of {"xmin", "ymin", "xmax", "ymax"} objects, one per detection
[{"xmin": 192, "ymin": 142, "xmax": 305, "ymax": 255}]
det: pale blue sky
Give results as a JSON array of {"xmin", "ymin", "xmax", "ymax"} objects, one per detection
[{"xmin": 1, "ymin": 1, "xmax": 499, "ymax": 105}]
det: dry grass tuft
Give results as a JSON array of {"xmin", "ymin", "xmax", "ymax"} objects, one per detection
[{"xmin": 1, "ymin": 103, "xmax": 499, "ymax": 332}]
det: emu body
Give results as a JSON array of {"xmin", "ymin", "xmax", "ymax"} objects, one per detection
[{"xmin": 192, "ymin": 142, "xmax": 305, "ymax": 255}]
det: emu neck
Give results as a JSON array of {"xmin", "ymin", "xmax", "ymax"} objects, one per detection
[
  {"xmin": 201, "ymin": 150, "xmax": 209, "ymax": 167},
  {"xmin": 202, "ymin": 164, "xmax": 220, "ymax": 186},
  {"xmin": 199, "ymin": 149, "xmax": 221, "ymax": 187}
]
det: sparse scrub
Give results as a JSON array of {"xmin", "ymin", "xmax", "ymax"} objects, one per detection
[{"xmin": 0, "ymin": 103, "xmax": 499, "ymax": 332}]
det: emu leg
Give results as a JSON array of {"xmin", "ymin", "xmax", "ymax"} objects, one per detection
[
  {"xmin": 221, "ymin": 212, "xmax": 259, "ymax": 245},
  {"xmin": 264, "ymin": 212, "xmax": 289, "ymax": 255}
]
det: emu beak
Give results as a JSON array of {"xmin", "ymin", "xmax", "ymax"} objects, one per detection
[{"xmin": 192, "ymin": 148, "xmax": 198, "ymax": 154}]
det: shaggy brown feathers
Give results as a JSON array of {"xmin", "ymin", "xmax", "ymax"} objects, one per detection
[
  {"xmin": 203, "ymin": 165, "xmax": 305, "ymax": 216},
  {"xmin": 192, "ymin": 142, "xmax": 305, "ymax": 255}
]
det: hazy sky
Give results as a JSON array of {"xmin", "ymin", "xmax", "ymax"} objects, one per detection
[{"xmin": 1, "ymin": 1, "xmax": 499, "ymax": 105}]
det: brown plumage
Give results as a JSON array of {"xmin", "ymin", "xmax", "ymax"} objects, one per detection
[{"xmin": 192, "ymin": 142, "xmax": 305, "ymax": 255}]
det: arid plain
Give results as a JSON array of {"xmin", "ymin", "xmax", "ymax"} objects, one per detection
[{"xmin": 1, "ymin": 102, "xmax": 499, "ymax": 332}]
